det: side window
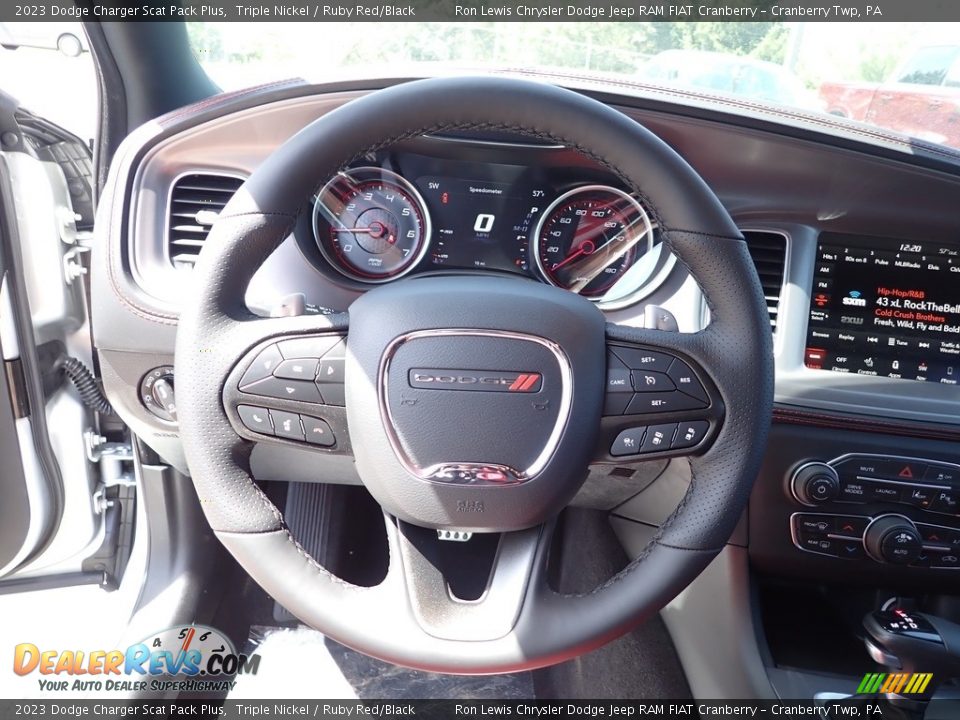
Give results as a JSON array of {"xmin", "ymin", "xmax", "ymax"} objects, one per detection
[
  {"xmin": 945, "ymin": 57, "xmax": 960, "ymax": 89},
  {"xmin": 0, "ymin": 22, "xmax": 96, "ymax": 143},
  {"xmin": 894, "ymin": 46, "xmax": 959, "ymax": 86}
]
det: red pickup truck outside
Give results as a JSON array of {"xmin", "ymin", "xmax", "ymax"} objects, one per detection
[{"xmin": 819, "ymin": 45, "xmax": 960, "ymax": 149}]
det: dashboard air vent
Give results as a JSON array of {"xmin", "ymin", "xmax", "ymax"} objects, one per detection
[
  {"xmin": 167, "ymin": 173, "xmax": 244, "ymax": 268},
  {"xmin": 742, "ymin": 230, "xmax": 787, "ymax": 333}
]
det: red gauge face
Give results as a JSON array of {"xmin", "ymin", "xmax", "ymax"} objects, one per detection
[
  {"xmin": 314, "ymin": 170, "xmax": 429, "ymax": 282},
  {"xmin": 534, "ymin": 187, "xmax": 651, "ymax": 298}
]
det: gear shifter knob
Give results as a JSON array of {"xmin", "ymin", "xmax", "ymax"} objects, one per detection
[{"xmin": 863, "ymin": 608, "xmax": 960, "ymax": 688}]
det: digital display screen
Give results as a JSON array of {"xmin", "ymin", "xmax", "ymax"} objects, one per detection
[
  {"xmin": 805, "ymin": 233, "xmax": 960, "ymax": 384},
  {"xmin": 394, "ymin": 153, "xmax": 551, "ymax": 275},
  {"xmin": 417, "ymin": 175, "xmax": 543, "ymax": 273}
]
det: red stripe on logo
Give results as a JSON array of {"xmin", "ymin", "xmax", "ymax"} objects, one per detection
[
  {"xmin": 508, "ymin": 374, "xmax": 529, "ymax": 391},
  {"xmin": 520, "ymin": 374, "xmax": 540, "ymax": 391}
]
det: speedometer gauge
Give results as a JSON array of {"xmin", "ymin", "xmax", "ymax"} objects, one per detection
[
  {"xmin": 533, "ymin": 185, "xmax": 660, "ymax": 303},
  {"xmin": 313, "ymin": 167, "xmax": 431, "ymax": 282}
]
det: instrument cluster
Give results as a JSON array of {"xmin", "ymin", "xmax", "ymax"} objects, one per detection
[{"xmin": 307, "ymin": 138, "xmax": 675, "ymax": 309}]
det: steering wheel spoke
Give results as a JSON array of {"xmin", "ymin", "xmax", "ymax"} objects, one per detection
[
  {"xmin": 219, "ymin": 314, "xmax": 351, "ymax": 453},
  {"xmin": 386, "ymin": 517, "xmax": 549, "ymax": 643}
]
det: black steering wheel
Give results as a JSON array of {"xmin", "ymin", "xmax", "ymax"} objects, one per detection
[{"xmin": 175, "ymin": 77, "xmax": 773, "ymax": 673}]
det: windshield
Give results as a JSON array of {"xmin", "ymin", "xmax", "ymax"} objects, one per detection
[{"xmin": 189, "ymin": 20, "xmax": 960, "ymax": 154}]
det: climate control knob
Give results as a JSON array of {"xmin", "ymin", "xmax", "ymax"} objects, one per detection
[
  {"xmin": 864, "ymin": 515, "xmax": 923, "ymax": 565},
  {"xmin": 791, "ymin": 462, "xmax": 840, "ymax": 506}
]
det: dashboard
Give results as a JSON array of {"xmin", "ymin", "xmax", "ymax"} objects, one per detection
[
  {"xmin": 85, "ymin": 75, "xmax": 960, "ymax": 703},
  {"xmin": 304, "ymin": 139, "xmax": 671, "ymax": 310}
]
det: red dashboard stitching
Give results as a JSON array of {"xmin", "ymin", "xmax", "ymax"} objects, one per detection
[{"xmin": 773, "ymin": 407, "xmax": 960, "ymax": 441}]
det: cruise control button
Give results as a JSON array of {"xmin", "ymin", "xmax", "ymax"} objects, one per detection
[
  {"xmin": 270, "ymin": 410, "xmax": 305, "ymax": 442},
  {"xmin": 318, "ymin": 383, "xmax": 346, "ymax": 407},
  {"xmin": 640, "ymin": 423, "xmax": 676, "ymax": 453},
  {"xmin": 317, "ymin": 358, "xmax": 345, "ymax": 383},
  {"xmin": 626, "ymin": 391, "xmax": 706, "ymax": 414},
  {"xmin": 611, "ymin": 427, "xmax": 646, "ymax": 456},
  {"xmin": 239, "ymin": 345, "xmax": 284, "ymax": 388},
  {"xmin": 277, "ymin": 335, "xmax": 342, "ymax": 360},
  {"xmin": 238, "ymin": 405, "xmax": 274, "ymax": 436},
  {"xmin": 243, "ymin": 376, "xmax": 323, "ymax": 403},
  {"xmin": 630, "ymin": 370, "xmax": 675, "ymax": 393},
  {"xmin": 672, "ymin": 421, "xmax": 709, "ymax": 450},
  {"xmin": 609, "ymin": 346, "xmax": 673, "ymax": 373},
  {"xmin": 666, "ymin": 359, "xmax": 709, "ymax": 403},
  {"xmin": 301, "ymin": 416, "xmax": 335, "ymax": 447},
  {"xmin": 274, "ymin": 358, "xmax": 319, "ymax": 381},
  {"xmin": 606, "ymin": 368, "xmax": 633, "ymax": 393}
]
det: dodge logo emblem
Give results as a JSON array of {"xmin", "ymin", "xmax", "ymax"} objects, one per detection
[{"xmin": 408, "ymin": 369, "xmax": 543, "ymax": 393}]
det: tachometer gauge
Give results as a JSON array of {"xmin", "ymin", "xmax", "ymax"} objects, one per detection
[
  {"xmin": 534, "ymin": 185, "xmax": 668, "ymax": 306},
  {"xmin": 313, "ymin": 167, "xmax": 431, "ymax": 282}
]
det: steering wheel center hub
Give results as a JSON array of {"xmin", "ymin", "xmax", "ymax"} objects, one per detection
[
  {"xmin": 344, "ymin": 275, "xmax": 606, "ymax": 531},
  {"xmin": 380, "ymin": 329, "xmax": 571, "ymax": 484}
]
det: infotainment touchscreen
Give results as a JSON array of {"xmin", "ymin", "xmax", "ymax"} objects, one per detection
[{"xmin": 805, "ymin": 233, "xmax": 960, "ymax": 384}]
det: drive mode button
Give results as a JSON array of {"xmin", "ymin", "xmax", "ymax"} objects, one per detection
[{"xmin": 839, "ymin": 478, "xmax": 871, "ymax": 502}]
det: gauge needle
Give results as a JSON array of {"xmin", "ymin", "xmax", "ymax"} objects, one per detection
[
  {"xmin": 552, "ymin": 239, "xmax": 596, "ymax": 271},
  {"xmin": 332, "ymin": 221, "xmax": 388, "ymax": 238},
  {"xmin": 565, "ymin": 222, "xmax": 656, "ymax": 295}
]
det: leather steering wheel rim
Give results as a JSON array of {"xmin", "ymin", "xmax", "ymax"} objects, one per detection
[{"xmin": 175, "ymin": 76, "xmax": 773, "ymax": 673}]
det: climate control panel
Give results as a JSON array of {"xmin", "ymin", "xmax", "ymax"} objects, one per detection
[
  {"xmin": 792, "ymin": 512, "xmax": 960, "ymax": 569},
  {"xmin": 790, "ymin": 454, "xmax": 960, "ymax": 516},
  {"xmin": 788, "ymin": 453, "xmax": 960, "ymax": 570}
]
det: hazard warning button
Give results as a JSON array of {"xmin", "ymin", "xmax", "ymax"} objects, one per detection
[{"xmin": 891, "ymin": 462, "xmax": 927, "ymax": 481}]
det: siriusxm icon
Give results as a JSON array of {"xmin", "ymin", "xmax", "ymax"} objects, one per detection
[{"xmin": 843, "ymin": 290, "xmax": 867, "ymax": 307}]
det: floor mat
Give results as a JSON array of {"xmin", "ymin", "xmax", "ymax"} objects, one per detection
[{"xmin": 230, "ymin": 625, "xmax": 535, "ymax": 700}]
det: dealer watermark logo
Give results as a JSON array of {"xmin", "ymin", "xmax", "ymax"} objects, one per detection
[
  {"xmin": 13, "ymin": 625, "xmax": 260, "ymax": 694},
  {"xmin": 857, "ymin": 672, "xmax": 934, "ymax": 695}
]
